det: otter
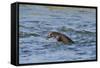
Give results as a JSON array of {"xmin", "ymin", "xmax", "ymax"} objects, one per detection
[{"xmin": 47, "ymin": 32, "xmax": 74, "ymax": 44}]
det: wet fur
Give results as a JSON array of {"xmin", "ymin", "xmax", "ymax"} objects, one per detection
[{"xmin": 47, "ymin": 32, "xmax": 74, "ymax": 44}]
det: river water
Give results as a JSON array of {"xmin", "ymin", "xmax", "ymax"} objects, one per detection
[{"xmin": 19, "ymin": 4, "xmax": 96, "ymax": 64}]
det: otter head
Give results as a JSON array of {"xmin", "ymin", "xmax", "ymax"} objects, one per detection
[
  {"xmin": 47, "ymin": 32, "xmax": 59, "ymax": 39},
  {"xmin": 47, "ymin": 32, "xmax": 54, "ymax": 38}
]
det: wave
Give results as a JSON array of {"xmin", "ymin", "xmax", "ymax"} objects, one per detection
[
  {"xmin": 58, "ymin": 26, "xmax": 95, "ymax": 34},
  {"xmin": 78, "ymin": 10, "xmax": 90, "ymax": 14},
  {"xmin": 19, "ymin": 31, "xmax": 40, "ymax": 38}
]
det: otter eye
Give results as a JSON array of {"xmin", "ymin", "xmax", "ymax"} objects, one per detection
[
  {"xmin": 49, "ymin": 34, "xmax": 52, "ymax": 36},
  {"xmin": 50, "ymin": 34, "xmax": 53, "ymax": 37}
]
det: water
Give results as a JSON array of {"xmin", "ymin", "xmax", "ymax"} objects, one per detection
[{"xmin": 19, "ymin": 4, "xmax": 96, "ymax": 64}]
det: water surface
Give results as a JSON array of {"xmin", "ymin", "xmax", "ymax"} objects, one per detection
[{"xmin": 19, "ymin": 4, "xmax": 96, "ymax": 64}]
